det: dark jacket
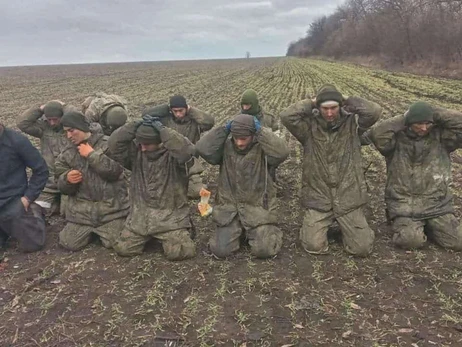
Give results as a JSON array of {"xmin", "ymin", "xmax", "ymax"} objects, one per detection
[{"xmin": 0, "ymin": 126, "xmax": 49, "ymax": 209}]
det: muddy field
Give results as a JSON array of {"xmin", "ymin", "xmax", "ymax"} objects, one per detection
[{"xmin": 1, "ymin": 58, "xmax": 462, "ymax": 347}]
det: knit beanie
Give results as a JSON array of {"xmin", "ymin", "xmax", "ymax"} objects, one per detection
[
  {"xmin": 169, "ymin": 95, "xmax": 188, "ymax": 109},
  {"xmin": 61, "ymin": 111, "xmax": 90, "ymax": 132},
  {"xmin": 136, "ymin": 125, "xmax": 161, "ymax": 145},
  {"xmin": 315, "ymin": 84, "xmax": 343, "ymax": 107},
  {"xmin": 43, "ymin": 101, "xmax": 64, "ymax": 118},
  {"xmin": 231, "ymin": 114, "xmax": 256, "ymax": 137},
  {"xmin": 405, "ymin": 101, "xmax": 434, "ymax": 125}
]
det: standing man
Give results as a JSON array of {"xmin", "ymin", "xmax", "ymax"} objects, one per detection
[
  {"xmin": 0, "ymin": 123, "xmax": 48, "ymax": 252},
  {"xmin": 55, "ymin": 111, "xmax": 129, "ymax": 251},
  {"xmin": 82, "ymin": 92, "xmax": 129, "ymax": 136},
  {"xmin": 108, "ymin": 115, "xmax": 196, "ymax": 260},
  {"xmin": 196, "ymin": 113, "xmax": 289, "ymax": 258},
  {"xmin": 240, "ymin": 89, "xmax": 278, "ymax": 132},
  {"xmin": 365, "ymin": 102, "xmax": 462, "ymax": 250},
  {"xmin": 17, "ymin": 100, "xmax": 76, "ymax": 216},
  {"xmin": 143, "ymin": 95, "xmax": 215, "ymax": 199},
  {"xmin": 280, "ymin": 84, "xmax": 382, "ymax": 257}
]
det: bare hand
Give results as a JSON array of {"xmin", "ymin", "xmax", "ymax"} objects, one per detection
[
  {"xmin": 21, "ymin": 197, "xmax": 30, "ymax": 211},
  {"xmin": 78, "ymin": 143, "xmax": 94, "ymax": 158},
  {"xmin": 67, "ymin": 170, "xmax": 83, "ymax": 184}
]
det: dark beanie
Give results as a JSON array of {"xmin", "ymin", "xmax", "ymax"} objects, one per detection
[
  {"xmin": 61, "ymin": 111, "xmax": 90, "ymax": 132},
  {"xmin": 405, "ymin": 101, "xmax": 434, "ymax": 125},
  {"xmin": 43, "ymin": 101, "xmax": 64, "ymax": 118},
  {"xmin": 136, "ymin": 125, "xmax": 161, "ymax": 145},
  {"xmin": 169, "ymin": 95, "xmax": 188, "ymax": 109},
  {"xmin": 315, "ymin": 84, "xmax": 343, "ymax": 107},
  {"xmin": 231, "ymin": 114, "xmax": 256, "ymax": 137}
]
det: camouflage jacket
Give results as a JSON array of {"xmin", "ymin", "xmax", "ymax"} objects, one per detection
[
  {"xmin": 55, "ymin": 133, "xmax": 129, "ymax": 226},
  {"xmin": 365, "ymin": 107, "xmax": 462, "ymax": 220},
  {"xmin": 108, "ymin": 122, "xmax": 195, "ymax": 235},
  {"xmin": 143, "ymin": 104, "xmax": 214, "ymax": 144},
  {"xmin": 17, "ymin": 105, "xmax": 76, "ymax": 193},
  {"xmin": 82, "ymin": 93, "xmax": 129, "ymax": 135},
  {"xmin": 196, "ymin": 126, "xmax": 289, "ymax": 229},
  {"xmin": 280, "ymin": 97, "xmax": 382, "ymax": 216},
  {"xmin": 254, "ymin": 108, "xmax": 279, "ymax": 132}
]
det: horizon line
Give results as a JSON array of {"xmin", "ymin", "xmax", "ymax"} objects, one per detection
[{"xmin": 0, "ymin": 55, "xmax": 286, "ymax": 69}]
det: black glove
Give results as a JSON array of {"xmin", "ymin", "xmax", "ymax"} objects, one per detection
[{"xmin": 142, "ymin": 114, "xmax": 164, "ymax": 132}]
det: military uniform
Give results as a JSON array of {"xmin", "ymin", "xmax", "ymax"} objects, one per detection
[
  {"xmin": 17, "ymin": 103, "xmax": 76, "ymax": 216},
  {"xmin": 365, "ymin": 104, "xmax": 462, "ymax": 250},
  {"xmin": 55, "ymin": 132, "xmax": 129, "ymax": 251},
  {"xmin": 108, "ymin": 122, "xmax": 196, "ymax": 260},
  {"xmin": 281, "ymin": 89, "xmax": 382, "ymax": 256},
  {"xmin": 82, "ymin": 92, "xmax": 129, "ymax": 136},
  {"xmin": 196, "ymin": 117, "xmax": 289, "ymax": 258},
  {"xmin": 143, "ymin": 103, "xmax": 214, "ymax": 198}
]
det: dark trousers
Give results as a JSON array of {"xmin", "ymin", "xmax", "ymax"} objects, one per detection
[{"xmin": 0, "ymin": 198, "xmax": 46, "ymax": 252}]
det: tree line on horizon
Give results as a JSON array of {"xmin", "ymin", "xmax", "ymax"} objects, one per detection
[{"xmin": 286, "ymin": 0, "xmax": 462, "ymax": 66}]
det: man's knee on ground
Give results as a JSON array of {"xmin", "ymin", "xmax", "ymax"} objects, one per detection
[
  {"xmin": 59, "ymin": 228, "xmax": 90, "ymax": 252},
  {"xmin": 20, "ymin": 238, "xmax": 45, "ymax": 253},
  {"xmin": 164, "ymin": 239, "xmax": 196, "ymax": 261},
  {"xmin": 345, "ymin": 240, "xmax": 373, "ymax": 257},
  {"xmin": 299, "ymin": 231, "xmax": 328, "ymax": 254},
  {"xmin": 393, "ymin": 229, "xmax": 426, "ymax": 250},
  {"xmin": 249, "ymin": 226, "xmax": 282, "ymax": 259},
  {"xmin": 209, "ymin": 238, "xmax": 234, "ymax": 258},
  {"xmin": 113, "ymin": 240, "xmax": 144, "ymax": 257}
]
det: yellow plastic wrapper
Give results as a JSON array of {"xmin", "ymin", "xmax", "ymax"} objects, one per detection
[{"xmin": 198, "ymin": 188, "xmax": 213, "ymax": 217}]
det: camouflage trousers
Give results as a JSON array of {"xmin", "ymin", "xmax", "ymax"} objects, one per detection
[
  {"xmin": 0, "ymin": 198, "xmax": 46, "ymax": 253},
  {"xmin": 59, "ymin": 218, "xmax": 125, "ymax": 251},
  {"xmin": 35, "ymin": 191, "xmax": 61, "ymax": 217},
  {"xmin": 113, "ymin": 227, "xmax": 196, "ymax": 260},
  {"xmin": 392, "ymin": 214, "xmax": 462, "ymax": 250},
  {"xmin": 187, "ymin": 158, "xmax": 205, "ymax": 199},
  {"xmin": 300, "ymin": 208, "xmax": 374, "ymax": 257},
  {"xmin": 188, "ymin": 174, "xmax": 204, "ymax": 199},
  {"xmin": 210, "ymin": 215, "xmax": 283, "ymax": 259}
]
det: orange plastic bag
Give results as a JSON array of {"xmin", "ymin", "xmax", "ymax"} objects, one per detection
[{"xmin": 198, "ymin": 188, "xmax": 213, "ymax": 217}]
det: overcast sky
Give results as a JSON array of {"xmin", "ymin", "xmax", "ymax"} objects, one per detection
[{"xmin": 0, "ymin": 0, "xmax": 344, "ymax": 66}]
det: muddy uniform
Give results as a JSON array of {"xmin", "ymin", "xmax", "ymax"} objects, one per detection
[
  {"xmin": 17, "ymin": 104, "xmax": 76, "ymax": 215},
  {"xmin": 108, "ymin": 122, "xmax": 196, "ymax": 260},
  {"xmin": 143, "ymin": 103, "xmax": 214, "ymax": 198},
  {"xmin": 55, "ymin": 133, "xmax": 129, "ymax": 251},
  {"xmin": 240, "ymin": 89, "xmax": 279, "ymax": 182},
  {"xmin": 365, "ymin": 106, "xmax": 462, "ymax": 250},
  {"xmin": 82, "ymin": 93, "xmax": 129, "ymax": 136},
  {"xmin": 0, "ymin": 126, "xmax": 48, "ymax": 252},
  {"xmin": 196, "ymin": 123, "xmax": 290, "ymax": 258},
  {"xmin": 281, "ymin": 95, "xmax": 382, "ymax": 256}
]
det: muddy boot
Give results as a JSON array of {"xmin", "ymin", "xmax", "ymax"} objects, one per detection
[{"xmin": 188, "ymin": 174, "xmax": 204, "ymax": 199}]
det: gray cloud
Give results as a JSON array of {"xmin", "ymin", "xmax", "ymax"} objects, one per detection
[{"xmin": 0, "ymin": 0, "xmax": 344, "ymax": 66}]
